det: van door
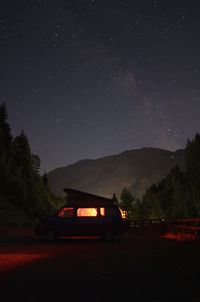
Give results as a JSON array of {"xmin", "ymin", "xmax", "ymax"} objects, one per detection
[
  {"xmin": 75, "ymin": 207, "xmax": 100, "ymax": 235},
  {"xmin": 56, "ymin": 207, "xmax": 76, "ymax": 236}
]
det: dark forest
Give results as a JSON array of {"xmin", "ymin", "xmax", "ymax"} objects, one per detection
[
  {"xmin": 1, "ymin": 102, "xmax": 200, "ymax": 225},
  {"xmin": 120, "ymin": 135, "xmax": 200, "ymax": 220},
  {"xmin": 0, "ymin": 103, "xmax": 64, "ymax": 225}
]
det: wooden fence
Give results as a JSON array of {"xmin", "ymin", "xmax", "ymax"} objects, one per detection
[
  {"xmin": 128, "ymin": 217, "xmax": 200, "ymax": 239},
  {"xmin": 129, "ymin": 218, "xmax": 164, "ymax": 228},
  {"xmin": 165, "ymin": 217, "xmax": 200, "ymax": 239}
]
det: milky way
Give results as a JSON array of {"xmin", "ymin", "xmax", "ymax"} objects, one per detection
[{"xmin": 0, "ymin": 0, "xmax": 200, "ymax": 171}]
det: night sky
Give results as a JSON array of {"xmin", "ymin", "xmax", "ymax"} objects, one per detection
[{"xmin": 1, "ymin": 0, "xmax": 200, "ymax": 172}]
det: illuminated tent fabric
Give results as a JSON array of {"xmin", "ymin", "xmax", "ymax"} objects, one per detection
[{"xmin": 63, "ymin": 188, "xmax": 114, "ymax": 206}]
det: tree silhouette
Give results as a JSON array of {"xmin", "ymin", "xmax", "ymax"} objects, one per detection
[
  {"xmin": 185, "ymin": 134, "xmax": 200, "ymax": 216},
  {"xmin": 140, "ymin": 134, "xmax": 200, "ymax": 219},
  {"xmin": 0, "ymin": 102, "xmax": 64, "ymax": 225},
  {"xmin": 0, "ymin": 102, "xmax": 12, "ymax": 154},
  {"xmin": 120, "ymin": 187, "xmax": 135, "ymax": 216}
]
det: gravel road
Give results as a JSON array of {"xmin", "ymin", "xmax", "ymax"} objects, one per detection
[{"xmin": 0, "ymin": 228, "xmax": 200, "ymax": 302}]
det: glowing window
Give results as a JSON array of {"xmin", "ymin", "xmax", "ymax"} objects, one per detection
[
  {"xmin": 77, "ymin": 208, "xmax": 98, "ymax": 217},
  {"xmin": 100, "ymin": 207, "xmax": 105, "ymax": 216},
  {"xmin": 58, "ymin": 208, "xmax": 74, "ymax": 218}
]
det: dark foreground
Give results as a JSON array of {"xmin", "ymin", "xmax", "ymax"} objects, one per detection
[{"xmin": 0, "ymin": 228, "xmax": 200, "ymax": 302}]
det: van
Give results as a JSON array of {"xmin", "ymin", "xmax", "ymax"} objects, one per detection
[{"xmin": 35, "ymin": 204, "xmax": 123, "ymax": 241}]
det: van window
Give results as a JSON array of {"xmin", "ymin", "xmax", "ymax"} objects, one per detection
[
  {"xmin": 105, "ymin": 207, "xmax": 119, "ymax": 216},
  {"xmin": 58, "ymin": 208, "xmax": 74, "ymax": 218},
  {"xmin": 100, "ymin": 207, "xmax": 105, "ymax": 216},
  {"xmin": 77, "ymin": 208, "xmax": 98, "ymax": 217}
]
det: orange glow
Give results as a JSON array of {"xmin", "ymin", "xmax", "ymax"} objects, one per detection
[
  {"xmin": 100, "ymin": 207, "xmax": 105, "ymax": 216},
  {"xmin": 77, "ymin": 208, "xmax": 98, "ymax": 217},
  {"xmin": 58, "ymin": 207, "xmax": 74, "ymax": 217},
  {"xmin": 120, "ymin": 208, "xmax": 127, "ymax": 219},
  {"xmin": 162, "ymin": 232, "xmax": 196, "ymax": 241},
  {"xmin": 0, "ymin": 254, "xmax": 47, "ymax": 274}
]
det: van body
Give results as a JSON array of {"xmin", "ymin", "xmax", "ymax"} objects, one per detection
[{"xmin": 35, "ymin": 205, "xmax": 123, "ymax": 240}]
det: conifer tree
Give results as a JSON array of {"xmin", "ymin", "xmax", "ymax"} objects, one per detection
[
  {"xmin": 0, "ymin": 103, "xmax": 12, "ymax": 195},
  {"xmin": 112, "ymin": 193, "xmax": 119, "ymax": 205},
  {"xmin": 0, "ymin": 102, "xmax": 63, "ymax": 225},
  {"xmin": 0, "ymin": 102, "xmax": 12, "ymax": 154},
  {"xmin": 12, "ymin": 130, "xmax": 33, "ymax": 179},
  {"xmin": 120, "ymin": 187, "xmax": 135, "ymax": 216},
  {"xmin": 31, "ymin": 154, "xmax": 41, "ymax": 175},
  {"xmin": 185, "ymin": 134, "xmax": 200, "ymax": 216}
]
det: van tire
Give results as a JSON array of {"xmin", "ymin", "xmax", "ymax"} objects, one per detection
[
  {"xmin": 44, "ymin": 230, "xmax": 58, "ymax": 241},
  {"xmin": 102, "ymin": 231, "xmax": 114, "ymax": 241}
]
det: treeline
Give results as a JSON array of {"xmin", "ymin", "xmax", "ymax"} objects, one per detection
[
  {"xmin": 0, "ymin": 103, "xmax": 64, "ymax": 225},
  {"xmin": 119, "ymin": 134, "xmax": 200, "ymax": 219},
  {"xmin": 2, "ymin": 102, "xmax": 200, "ymax": 224}
]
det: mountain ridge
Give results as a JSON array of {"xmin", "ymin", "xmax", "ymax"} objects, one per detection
[{"xmin": 47, "ymin": 147, "xmax": 185, "ymax": 199}]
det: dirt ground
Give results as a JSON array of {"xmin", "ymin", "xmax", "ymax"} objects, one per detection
[{"xmin": 0, "ymin": 228, "xmax": 200, "ymax": 302}]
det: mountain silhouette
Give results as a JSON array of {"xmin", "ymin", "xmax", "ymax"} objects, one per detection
[{"xmin": 47, "ymin": 148, "xmax": 185, "ymax": 199}]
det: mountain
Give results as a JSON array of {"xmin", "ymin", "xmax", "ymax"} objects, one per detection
[{"xmin": 47, "ymin": 148, "xmax": 185, "ymax": 199}]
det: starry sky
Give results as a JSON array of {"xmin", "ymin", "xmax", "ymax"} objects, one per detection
[{"xmin": 1, "ymin": 0, "xmax": 200, "ymax": 172}]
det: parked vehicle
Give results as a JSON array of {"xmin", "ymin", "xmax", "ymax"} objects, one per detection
[{"xmin": 35, "ymin": 205, "xmax": 123, "ymax": 241}]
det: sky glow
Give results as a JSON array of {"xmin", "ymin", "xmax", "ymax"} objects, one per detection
[{"xmin": 0, "ymin": 1, "xmax": 200, "ymax": 171}]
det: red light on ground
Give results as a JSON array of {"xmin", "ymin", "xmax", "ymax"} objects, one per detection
[
  {"xmin": 0, "ymin": 254, "xmax": 47, "ymax": 274},
  {"xmin": 162, "ymin": 232, "xmax": 196, "ymax": 241},
  {"xmin": 77, "ymin": 208, "xmax": 98, "ymax": 217}
]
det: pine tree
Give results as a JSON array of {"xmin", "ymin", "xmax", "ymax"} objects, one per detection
[
  {"xmin": 142, "ymin": 184, "xmax": 163, "ymax": 218},
  {"xmin": 0, "ymin": 103, "xmax": 12, "ymax": 195},
  {"xmin": 142, "ymin": 166, "xmax": 187, "ymax": 219},
  {"xmin": 185, "ymin": 134, "xmax": 200, "ymax": 216},
  {"xmin": 12, "ymin": 130, "xmax": 33, "ymax": 179},
  {"xmin": 42, "ymin": 172, "xmax": 49, "ymax": 187},
  {"xmin": 31, "ymin": 154, "xmax": 41, "ymax": 175},
  {"xmin": 112, "ymin": 192, "xmax": 119, "ymax": 205},
  {"xmin": 0, "ymin": 102, "xmax": 12, "ymax": 154},
  {"xmin": 0, "ymin": 102, "xmax": 61, "ymax": 225},
  {"xmin": 120, "ymin": 187, "xmax": 135, "ymax": 216}
]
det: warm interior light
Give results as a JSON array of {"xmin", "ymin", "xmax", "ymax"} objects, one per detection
[
  {"xmin": 120, "ymin": 208, "xmax": 127, "ymax": 219},
  {"xmin": 100, "ymin": 207, "xmax": 105, "ymax": 216},
  {"xmin": 58, "ymin": 207, "xmax": 74, "ymax": 217},
  {"xmin": 77, "ymin": 208, "xmax": 98, "ymax": 217}
]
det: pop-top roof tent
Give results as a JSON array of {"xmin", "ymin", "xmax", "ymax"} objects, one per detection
[{"xmin": 63, "ymin": 188, "xmax": 114, "ymax": 207}]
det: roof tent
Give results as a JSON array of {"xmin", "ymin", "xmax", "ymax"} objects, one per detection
[{"xmin": 63, "ymin": 188, "xmax": 114, "ymax": 207}]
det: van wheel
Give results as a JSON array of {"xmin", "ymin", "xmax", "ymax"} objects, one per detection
[
  {"xmin": 45, "ymin": 230, "xmax": 57, "ymax": 241},
  {"xmin": 102, "ymin": 231, "xmax": 114, "ymax": 241}
]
